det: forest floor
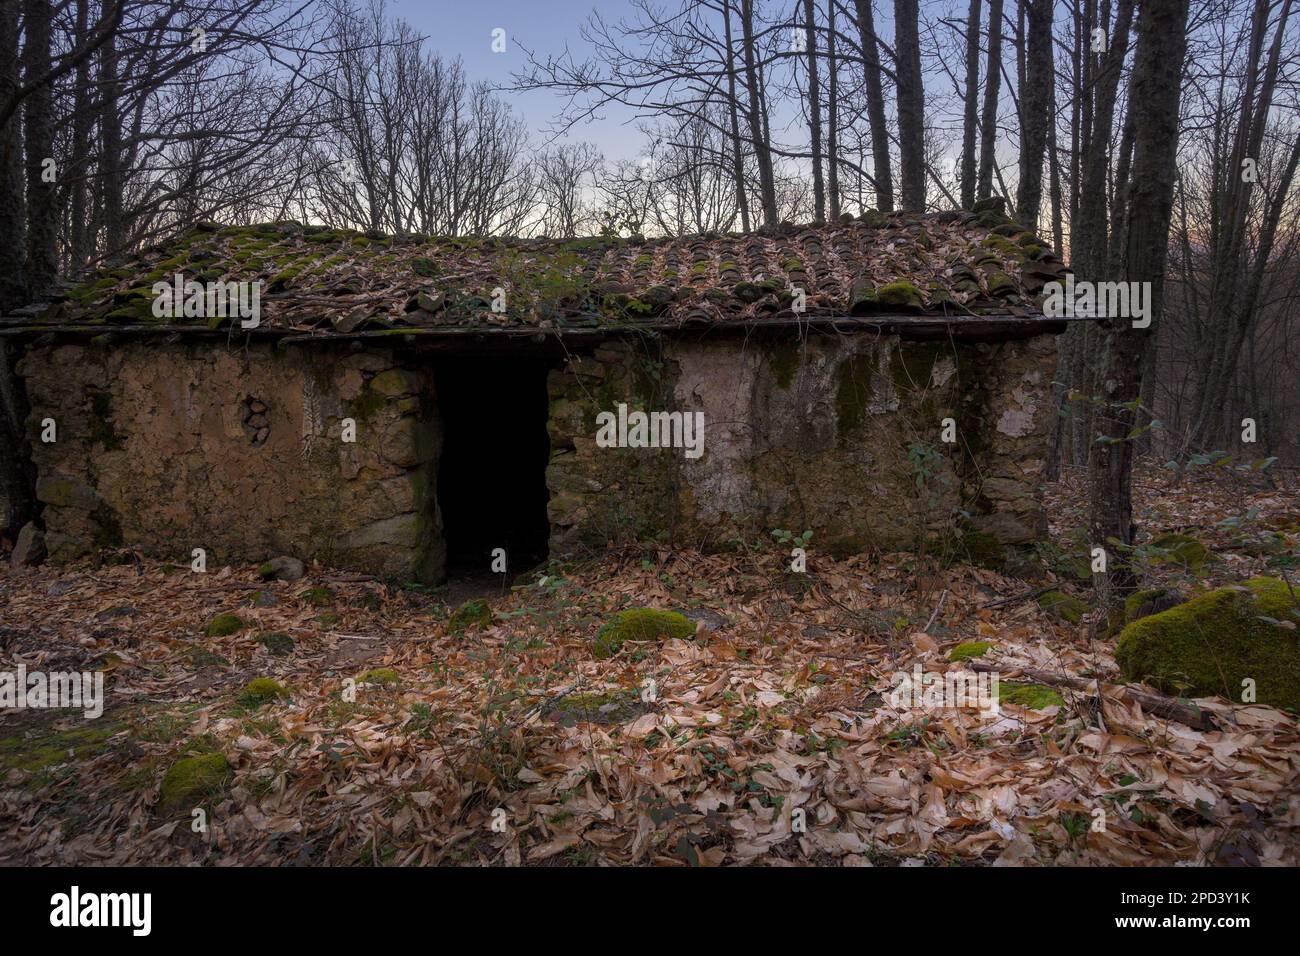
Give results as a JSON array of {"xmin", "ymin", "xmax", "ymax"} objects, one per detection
[{"xmin": 1, "ymin": 466, "xmax": 1297, "ymax": 866}]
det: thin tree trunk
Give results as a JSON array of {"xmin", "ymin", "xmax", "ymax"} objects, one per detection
[
  {"xmin": 960, "ymin": 0, "xmax": 982, "ymax": 208},
  {"xmin": 0, "ymin": 0, "xmax": 23, "ymax": 308},
  {"xmin": 977, "ymin": 0, "xmax": 1003, "ymax": 199},
  {"xmin": 853, "ymin": 0, "xmax": 894, "ymax": 210},
  {"xmin": 99, "ymin": 17, "xmax": 124, "ymax": 259},
  {"xmin": 722, "ymin": 0, "xmax": 751, "ymax": 232},
  {"xmin": 1015, "ymin": 0, "xmax": 1052, "ymax": 230},
  {"xmin": 0, "ymin": 0, "xmax": 35, "ymax": 537},
  {"xmin": 894, "ymin": 0, "xmax": 925, "ymax": 212},
  {"xmin": 741, "ymin": 0, "xmax": 779, "ymax": 225},
  {"xmin": 69, "ymin": 0, "xmax": 93, "ymax": 271},
  {"xmin": 803, "ymin": 0, "xmax": 826, "ymax": 221},
  {"xmin": 23, "ymin": 0, "xmax": 57, "ymax": 296},
  {"xmin": 826, "ymin": 0, "xmax": 840, "ymax": 219}
]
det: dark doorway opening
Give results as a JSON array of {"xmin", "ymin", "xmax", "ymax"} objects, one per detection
[{"xmin": 434, "ymin": 357, "xmax": 553, "ymax": 577}]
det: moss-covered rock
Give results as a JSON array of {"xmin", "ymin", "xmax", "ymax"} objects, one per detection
[
  {"xmin": 205, "ymin": 613, "xmax": 246, "ymax": 637},
  {"xmin": 159, "ymin": 752, "xmax": 230, "ymax": 813},
  {"xmin": 449, "ymin": 598, "xmax": 491, "ymax": 633},
  {"xmin": 593, "ymin": 608, "xmax": 695, "ymax": 659},
  {"xmin": 1116, "ymin": 577, "xmax": 1300, "ymax": 708},
  {"xmin": 1150, "ymin": 533, "xmax": 1209, "ymax": 570},
  {"xmin": 239, "ymin": 677, "xmax": 288, "ymax": 707},
  {"xmin": 1037, "ymin": 590, "xmax": 1088, "ymax": 624},
  {"xmin": 949, "ymin": 641, "xmax": 993, "ymax": 662}
]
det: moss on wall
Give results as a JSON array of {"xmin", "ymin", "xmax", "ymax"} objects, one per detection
[{"xmin": 834, "ymin": 351, "xmax": 877, "ymax": 435}]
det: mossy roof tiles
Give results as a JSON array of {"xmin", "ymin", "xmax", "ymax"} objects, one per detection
[{"xmin": 17, "ymin": 206, "xmax": 1070, "ymax": 337}]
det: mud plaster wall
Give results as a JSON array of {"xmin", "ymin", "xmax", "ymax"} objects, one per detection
[
  {"xmin": 17, "ymin": 342, "xmax": 443, "ymax": 581},
  {"xmin": 546, "ymin": 332, "xmax": 1057, "ymax": 562}
]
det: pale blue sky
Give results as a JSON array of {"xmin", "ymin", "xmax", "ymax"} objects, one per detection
[{"xmin": 389, "ymin": 0, "xmax": 645, "ymax": 159}]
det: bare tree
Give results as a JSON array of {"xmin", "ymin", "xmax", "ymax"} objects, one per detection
[{"xmin": 1089, "ymin": 0, "xmax": 1191, "ymax": 595}]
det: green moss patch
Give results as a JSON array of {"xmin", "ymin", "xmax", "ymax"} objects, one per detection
[
  {"xmin": 998, "ymin": 682, "xmax": 1064, "ymax": 709},
  {"xmin": 1116, "ymin": 577, "xmax": 1300, "ymax": 709},
  {"xmin": 593, "ymin": 608, "xmax": 695, "ymax": 659},
  {"xmin": 0, "ymin": 721, "xmax": 122, "ymax": 775},
  {"xmin": 449, "ymin": 598, "xmax": 492, "ymax": 633},
  {"xmin": 949, "ymin": 641, "xmax": 993, "ymax": 662},
  {"xmin": 875, "ymin": 280, "xmax": 924, "ymax": 310},
  {"xmin": 1037, "ymin": 590, "xmax": 1088, "ymax": 624},
  {"xmin": 158, "ymin": 752, "xmax": 230, "ymax": 813},
  {"xmin": 545, "ymin": 689, "xmax": 646, "ymax": 726},
  {"xmin": 238, "ymin": 678, "xmax": 288, "ymax": 707},
  {"xmin": 303, "ymin": 586, "xmax": 334, "ymax": 608},
  {"xmin": 359, "ymin": 668, "xmax": 400, "ymax": 685},
  {"xmin": 205, "ymin": 613, "xmax": 246, "ymax": 637}
]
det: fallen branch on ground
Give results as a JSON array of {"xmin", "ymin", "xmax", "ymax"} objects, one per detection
[{"xmin": 968, "ymin": 661, "xmax": 1218, "ymax": 731}]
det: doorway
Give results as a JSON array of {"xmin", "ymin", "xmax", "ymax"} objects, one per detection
[{"xmin": 433, "ymin": 356, "xmax": 553, "ymax": 578}]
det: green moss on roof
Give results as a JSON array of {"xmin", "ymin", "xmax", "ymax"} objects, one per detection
[{"xmin": 37, "ymin": 213, "xmax": 1064, "ymax": 335}]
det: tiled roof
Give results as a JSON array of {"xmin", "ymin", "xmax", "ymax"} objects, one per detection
[{"xmin": 15, "ymin": 204, "xmax": 1069, "ymax": 337}]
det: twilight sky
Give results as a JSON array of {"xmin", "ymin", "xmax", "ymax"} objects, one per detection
[{"xmin": 389, "ymin": 0, "xmax": 647, "ymax": 160}]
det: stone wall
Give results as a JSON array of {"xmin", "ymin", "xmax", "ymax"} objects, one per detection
[
  {"xmin": 546, "ymin": 330, "xmax": 1058, "ymax": 565},
  {"xmin": 16, "ymin": 341, "xmax": 443, "ymax": 581}
]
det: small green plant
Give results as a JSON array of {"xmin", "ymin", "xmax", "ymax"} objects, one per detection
[{"xmin": 771, "ymin": 528, "xmax": 812, "ymax": 548}]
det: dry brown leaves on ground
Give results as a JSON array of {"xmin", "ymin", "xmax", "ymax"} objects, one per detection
[{"xmin": 1, "ymin": 469, "xmax": 1297, "ymax": 866}]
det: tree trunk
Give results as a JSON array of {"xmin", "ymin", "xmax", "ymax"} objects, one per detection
[
  {"xmin": 69, "ymin": 0, "xmax": 94, "ymax": 272},
  {"xmin": 976, "ymin": 0, "xmax": 1003, "ymax": 199},
  {"xmin": 1089, "ymin": 0, "xmax": 1189, "ymax": 598},
  {"xmin": 740, "ymin": 0, "xmax": 779, "ymax": 225},
  {"xmin": 960, "ymin": 0, "xmax": 982, "ymax": 208},
  {"xmin": 826, "ymin": 0, "xmax": 840, "ymax": 219},
  {"xmin": 1014, "ymin": 0, "xmax": 1052, "ymax": 230},
  {"xmin": 894, "ymin": 0, "xmax": 925, "ymax": 212},
  {"xmin": 722, "ymin": 0, "xmax": 751, "ymax": 232},
  {"xmin": 23, "ymin": 0, "xmax": 57, "ymax": 297},
  {"xmin": 99, "ymin": 17, "xmax": 125, "ymax": 259},
  {"xmin": 852, "ymin": 0, "xmax": 894, "ymax": 211},
  {"xmin": 803, "ymin": 0, "xmax": 826, "ymax": 222},
  {"xmin": 0, "ymin": 0, "xmax": 35, "ymax": 538},
  {"xmin": 0, "ymin": 0, "xmax": 23, "ymax": 309},
  {"xmin": 1076, "ymin": 0, "xmax": 1134, "ymax": 279}
]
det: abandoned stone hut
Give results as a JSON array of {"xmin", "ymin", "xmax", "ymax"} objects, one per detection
[{"xmin": 4, "ymin": 205, "xmax": 1071, "ymax": 583}]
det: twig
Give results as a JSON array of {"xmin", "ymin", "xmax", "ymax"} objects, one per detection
[
  {"xmin": 979, "ymin": 585, "xmax": 1055, "ymax": 610},
  {"xmin": 923, "ymin": 588, "xmax": 948, "ymax": 633}
]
